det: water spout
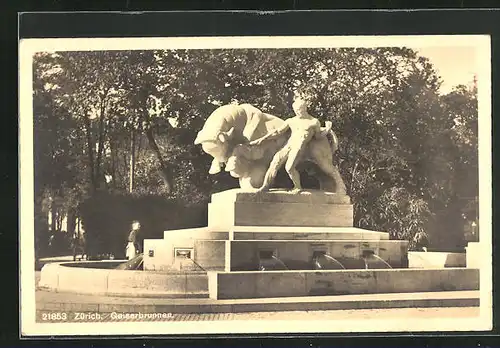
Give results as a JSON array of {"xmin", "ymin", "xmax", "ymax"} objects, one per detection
[
  {"xmin": 259, "ymin": 255, "xmax": 289, "ymax": 271},
  {"xmin": 272, "ymin": 255, "xmax": 289, "ymax": 269},
  {"xmin": 362, "ymin": 251, "xmax": 392, "ymax": 269},
  {"xmin": 115, "ymin": 253, "xmax": 144, "ymax": 270},
  {"xmin": 185, "ymin": 256, "xmax": 207, "ymax": 271},
  {"xmin": 313, "ymin": 253, "xmax": 346, "ymax": 270}
]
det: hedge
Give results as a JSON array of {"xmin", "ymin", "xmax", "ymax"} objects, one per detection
[{"xmin": 79, "ymin": 191, "xmax": 208, "ymax": 258}]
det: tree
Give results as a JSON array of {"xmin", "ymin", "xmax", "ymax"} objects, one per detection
[
  {"xmin": 32, "ymin": 47, "xmax": 479, "ymax": 254},
  {"xmin": 428, "ymin": 84, "xmax": 478, "ymax": 249},
  {"xmin": 33, "ymin": 52, "xmax": 88, "ymax": 249}
]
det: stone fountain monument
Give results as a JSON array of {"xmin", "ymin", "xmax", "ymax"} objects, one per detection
[
  {"xmin": 140, "ymin": 99, "xmax": 478, "ymax": 301},
  {"xmin": 39, "ymin": 98, "xmax": 478, "ymax": 311}
]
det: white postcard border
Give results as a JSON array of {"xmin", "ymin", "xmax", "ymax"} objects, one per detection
[{"xmin": 19, "ymin": 34, "xmax": 492, "ymax": 336}]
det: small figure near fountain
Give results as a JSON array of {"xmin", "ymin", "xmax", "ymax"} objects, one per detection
[{"xmin": 126, "ymin": 220, "xmax": 142, "ymax": 260}]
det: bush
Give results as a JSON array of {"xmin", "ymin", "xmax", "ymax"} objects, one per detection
[{"xmin": 79, "ymin": 191, "xmax": 208, "ymax": 258}]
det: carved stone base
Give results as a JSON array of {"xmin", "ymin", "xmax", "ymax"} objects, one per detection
[
  {"xmin": 211, "ymin": 188, "xmax": 351, "ymax": 204},
  {"xmin": 208, "ymin": 188, "xmax": 353, "ymax": 228}
]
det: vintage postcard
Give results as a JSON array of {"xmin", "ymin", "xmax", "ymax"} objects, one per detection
[{"xmin": 19, "ymin": 34, "xmax": 492, "ymax": 336}]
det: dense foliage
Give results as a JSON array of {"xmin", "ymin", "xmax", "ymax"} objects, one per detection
[{"xmin": 33, "ymin": 47, "xmax": 478, "ymax": 255}]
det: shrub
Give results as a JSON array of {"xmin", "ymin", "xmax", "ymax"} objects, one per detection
[{"xmin": 79, "ymin": 191, "xmax": 208, "ymax": 258}]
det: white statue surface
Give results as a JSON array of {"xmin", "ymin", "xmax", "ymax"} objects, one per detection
[{"xmin": 194, "ymin": 98, "xmax": 346, "ymax": 194}]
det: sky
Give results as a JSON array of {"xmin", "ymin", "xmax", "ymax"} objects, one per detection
[{"xmin": 413, "ymin": 46, "xmax": 477, "ymax": 95}]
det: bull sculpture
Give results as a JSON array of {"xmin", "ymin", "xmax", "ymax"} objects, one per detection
[{"xmin": 194, "ymin": 103, "xmax": 346, "ymax": 193}]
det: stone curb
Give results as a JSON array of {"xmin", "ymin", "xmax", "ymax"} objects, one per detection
[
  {"xmin": 37, "ymin": 290, "xmax": 479, "ymax": 314},
  {"xmin": 37, "ymin": 286, "xmax": 209, "ymax": 299}
]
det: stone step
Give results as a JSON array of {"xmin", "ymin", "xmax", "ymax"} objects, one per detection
[
  {"xmin": 208, "ymin": 268, "xmax": 480, "ymax": 300},
  {"xmin": 229, "ymin": 226, "xmax": 390, "ymax": 240},
  {"xmin": 162, "ymin": 226, "xmax": 390, "ymax": 241},
  {"xmin": 163, "ymin": 227, "xmax": 229, "ymax": 240}
]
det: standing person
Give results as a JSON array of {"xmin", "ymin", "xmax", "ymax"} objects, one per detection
[
  {"xmin": 249, "ymin": 97, "xmax": 342, "ymax": 193},
  {"xmin": 126, "ymin": 220, "xmax": 141, "ymax": 259}
]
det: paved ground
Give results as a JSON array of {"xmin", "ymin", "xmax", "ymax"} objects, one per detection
[
  {"xmin": 34, "ymin": 284, "xmax": 480, "ymax": 323},
  {"xmin": 178, "ymin": 306, "xmax": 480, "ymax": 321},
  {"xmin": 36, "ymin": 287, "xmax": 479, "ymax": 306}
]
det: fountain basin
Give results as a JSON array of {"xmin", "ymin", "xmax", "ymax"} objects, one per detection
[
  {"xmin": 208, "ymin": 268, "xmax": 480, "ymax": 299},
  {"xmin": 38, "ymin": 262, "xmax": 208, "ymax": 298}
]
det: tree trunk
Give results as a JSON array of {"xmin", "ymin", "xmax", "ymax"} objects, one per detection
[
  {"xmin": 136, "ymin": 131, "xmax": 143, "ymax": 156},
  {"xmin": 50, "ymin": 206, "xmax": 56, "ymax": 232},
  {"xmin": 145, "ymin": 128, "xmax": 173, "ymax": 193},
  {"xmin": 95, "ymin": 93, "xmax": 109, "ymax": 189},
  {"xmin": 56, "ymin": 211, "xmax": 62, "ymax": 231},
  {"xmin": 83, "ymin": 116, "xmax": 97, "ymax": 192},
  {"xmin": 67, "ymin": 208, "xmax": 76, "ymax": 236},
  {"xmin": 129, "ymin": 130, "xmax": 135, "ymax": 193},
  {"xmin": 110, "ymin": 138, "xmax": 116, "ymax": 189}
]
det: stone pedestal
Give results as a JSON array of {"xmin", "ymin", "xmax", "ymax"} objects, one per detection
[
  {"xmin": 208, "ymin": 189, "xmax": 353, "ymax": 228},
  {"xmin": 142, "ymin": 189, "xmax": 475, "ymax": 300},
  {"xmin": 140, "ymin": 189, "xmax": 479, "ymax": 300},
  {"xmin": 143, "ymin": 189, "xmax": 402, "ymax": 272}
]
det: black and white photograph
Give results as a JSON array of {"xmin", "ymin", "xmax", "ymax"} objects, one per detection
[{"xmin": 19, "ymin": 35, "xmax": 492, "ymax": 336}]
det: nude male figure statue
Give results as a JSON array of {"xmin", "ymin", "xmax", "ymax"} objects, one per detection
[{"xmin": 249, "ymin": 98, "xmax": 335, "ymax": 192}]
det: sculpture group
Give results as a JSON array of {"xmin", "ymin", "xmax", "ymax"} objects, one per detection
[{"xmin": 194, "ymin": 98, "xmax": 346, "ymax": 194}]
